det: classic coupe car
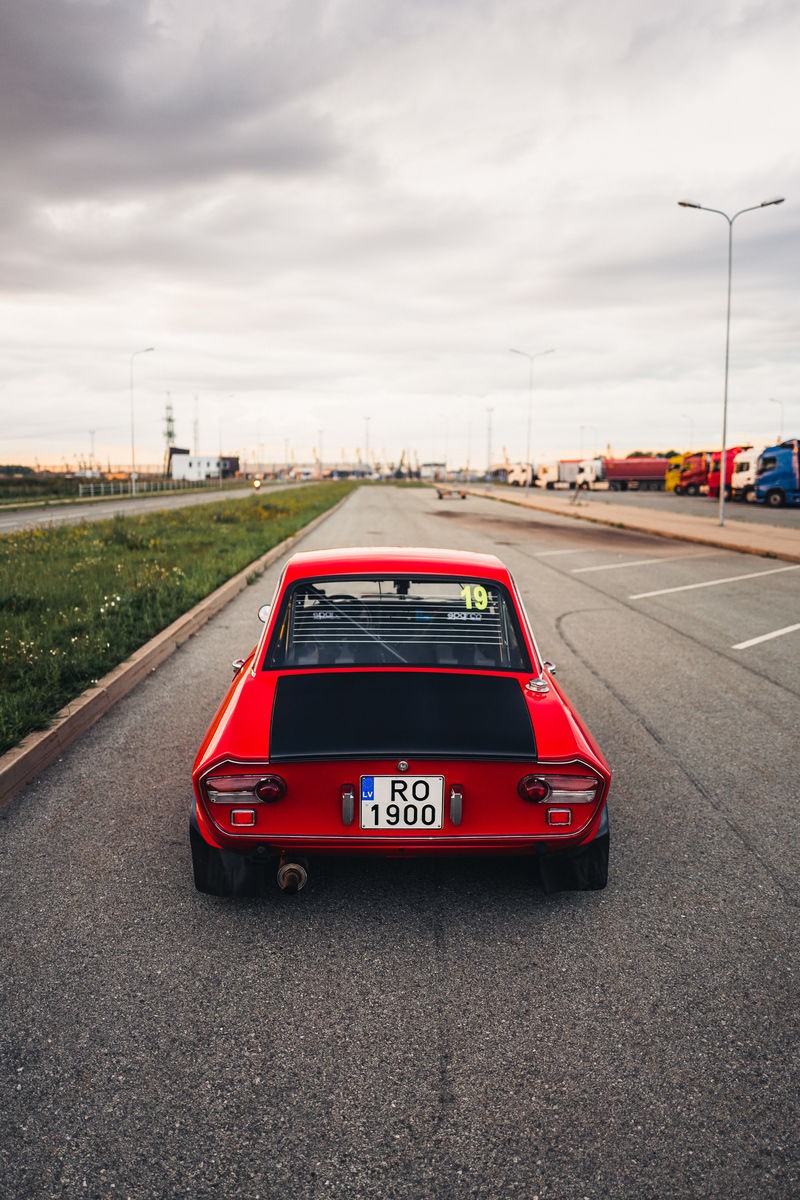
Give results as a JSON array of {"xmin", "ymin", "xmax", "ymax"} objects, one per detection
[{"xmin": 191, "ymin": 547, "xmax": 611, "ymax": 895}]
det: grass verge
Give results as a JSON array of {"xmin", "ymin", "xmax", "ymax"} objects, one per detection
[{"xmin": 0, "ymin": 482, "xmax": 354, "ymax": 754}]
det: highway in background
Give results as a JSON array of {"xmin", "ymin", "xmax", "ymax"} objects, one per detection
[
  {"xmin": 0, "ymin": 482, "xmax": 282, "ymax": 534},
  {"xmin": 1, "ymin": 486, "xmax": 796, "ymax": 1199},
  {"xmin": 4, "ymin": 480, "xmax": 800, "ymax": 537}
]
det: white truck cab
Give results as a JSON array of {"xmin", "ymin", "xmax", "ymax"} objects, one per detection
[{"xmin": 731, "ymin": 445, "xmax": 766, "ymax": 502}]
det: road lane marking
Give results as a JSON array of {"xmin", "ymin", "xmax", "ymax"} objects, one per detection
[
  {"xmin": 534, "ymin": 549, "xmax": 585, "ymax": 557},
  {"xmin": 732, "ymin": 623, "xmax": 800, "ymax": 650},
  {"xmin": 630, "ymin": 564, "xmax": 800, "ymax": 599},
  {"xmin": 572, "ymin": 553, "xmax": 713, "ymax": 574}
]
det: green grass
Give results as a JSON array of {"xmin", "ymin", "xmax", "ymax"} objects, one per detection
[{"xmin": 0, "ymin": 482, "xmax": 354, "ymax": 754}]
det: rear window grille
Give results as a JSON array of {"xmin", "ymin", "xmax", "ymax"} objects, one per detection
[
  {"xmin": 266, "ymin": 577, "xmax": 530, "ymax": 671},
  {"xmin": 292, "ymin": 600, "xmax": 504, "ymax": 645}
]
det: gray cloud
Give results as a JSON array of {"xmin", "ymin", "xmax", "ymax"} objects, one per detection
[{"xmin": 0, "ymin": 0, "xmax": 796, "ymax": 468}]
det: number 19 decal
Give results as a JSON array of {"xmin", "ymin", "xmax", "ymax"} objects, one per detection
[{"xmin": 460, "ymin": 584, "xmax": 489, "ymax": 610}]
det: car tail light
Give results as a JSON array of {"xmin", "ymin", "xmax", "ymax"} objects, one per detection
[
  {"xmin": 518, "ymin": 772, "xmax": 600, "ymax": 804},
  {"xmin": 205, "ymin": 773, "xmax": 286, "ymax": 803},
  {"xmin": 518, "ymin": 776, "xmax": 552, "ymax": 803},
  {"xmin": 254, "ymin": 776, "xmax": 287, "ymax": 802}
]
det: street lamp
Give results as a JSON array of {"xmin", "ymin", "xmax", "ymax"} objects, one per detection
[
  {"xmin": 509, "ymin": 347, "xmax": 554, "ymax": 483},
  {"xmin": 769, "ymin": 397, "xmax": 784, "ymax": 442},
  {"xmin": 129, "ymin": 347, "xmax": 154, "ymax": 496},
  {"xmin": 677, "ymin": 196, "xmax": 784, "ymax": 526}
]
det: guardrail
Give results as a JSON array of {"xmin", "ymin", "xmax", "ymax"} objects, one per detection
[{"xmin": 77, "ymin": 478, "xmax": 222, "ymax": 498}]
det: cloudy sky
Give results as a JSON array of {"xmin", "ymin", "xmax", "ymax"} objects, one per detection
[{"xmin": 1, "ymin": 0, "xmax": 797, "ymax": 472}]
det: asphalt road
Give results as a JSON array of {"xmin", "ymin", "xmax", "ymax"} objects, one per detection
[
  {"xmin": 0, "ymin": 482, "xmax": 280, "ymax": 534},
  {"xmin": 1, "ymin": 487, "xmax": 797, "ymax": 1199}
]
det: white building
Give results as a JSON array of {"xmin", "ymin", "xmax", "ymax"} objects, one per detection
[
  {"xmin": 169, "ymin": 449, "xmax": 239, "ymax": 481},
  {"xmin": 419, "ymin": 461, "xmax": 447, "ymax": 481},
  {"xmin": 172, "ymin": 454, "xmax": 221, "ymax": 481}
]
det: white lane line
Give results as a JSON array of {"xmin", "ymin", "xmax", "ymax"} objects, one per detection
[
  {"xmin": 732, "ymin": 623, "xmax": 800, "ymax": 650},
  {"xmin": 535, "ymin": 549, "xmax": 585, "ymax": 557},
  {"xmin": 630, "ymin": 564, "xmax": 800, "ymax": 600},
  {"xmin": 572, "ymin": 554, "xmax": 711, "ymax": 574}
]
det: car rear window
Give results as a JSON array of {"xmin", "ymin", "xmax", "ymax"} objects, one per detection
[{"xmin": 264, "ymin": 576, "xmax": 531, "ymax": 671}]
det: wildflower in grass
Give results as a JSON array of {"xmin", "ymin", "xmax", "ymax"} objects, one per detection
[{"xmin": 99, "ymin": 594, "xmax": 124, "ymax": 616}]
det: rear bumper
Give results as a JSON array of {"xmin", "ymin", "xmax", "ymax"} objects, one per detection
[
  {"xmin": 191, "ymin": 798, "xmax": 609, "ymax": 859},
  {"xmin": 190, "ymin": 804, "xmax": 610, "ymax": 893}
]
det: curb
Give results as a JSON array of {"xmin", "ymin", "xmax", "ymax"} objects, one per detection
[
  {"xmin": 0, "ymin": 497, "xmax": 348, "ymax": 811},
  {"xmin": 464, "ymin": 488, "xmax": 800, "ymax": 564}
]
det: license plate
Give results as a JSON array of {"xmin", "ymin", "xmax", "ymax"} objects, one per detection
[{"xmin": 360, "ymin": 775, "xmax": 444, "ymax": 830}]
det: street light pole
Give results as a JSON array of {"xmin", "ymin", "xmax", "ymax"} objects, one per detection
[
  {"xmin": 129, "ymin": 347, "xmax": 154, "ymax": 496},
  {"xmin": 509, "ymin": 347, "xmax": 554, "ymax": 483},
  {"xmin": 678, "ymin": 197, "xmax": 784, "ymax": 526}
]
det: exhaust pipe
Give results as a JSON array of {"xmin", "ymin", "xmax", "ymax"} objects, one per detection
[{"xmin": 276, "ymin": 855, "xmax": 308, "ymax": 893}]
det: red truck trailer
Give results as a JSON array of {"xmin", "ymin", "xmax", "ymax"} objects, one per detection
[{"xmin": 604, "ymin": 458, "xmax": 670, "ymax": 491}]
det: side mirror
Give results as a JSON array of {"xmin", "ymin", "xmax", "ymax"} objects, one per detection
[{"xmin": 258, "ymin": 604, "xmax": 271, "ymax": 624}]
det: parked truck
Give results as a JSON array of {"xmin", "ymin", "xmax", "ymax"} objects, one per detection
[
  {"xmin": 574, "ymin": 457, "xmax": 606, "ymax": 489},
  {"xmin": 544, "ymin": 459, "xmax": 582, "ymax": 489},
  {"xmin": 754, "ymin": 439, "xmax": 800, "ymax": 507},
  {"xmin": 603, "ymin": 457, "xmax": 669, "ymax": 491},
  {"xmin": 707, "ymin": 445, "xmax": 750, "ymax": 500},
  {"xmin": 575, "ymin": 456, "xmax": 669, "ymax": 491},
  {"xmin": 533, "ymin": 462, "xmax": 553, "ymax": 488},
  {"xmin": 665, "ymin": 453, "xmax": 689, "ymax": 493},
  {"xmin": 730, "ymin": 445, "xmax": 768, "ymax": 502},
  {"xmin": 675, "ymin": 451, "xmax": 713, "ymax": 496},
  {"xmin": 506, "ymin": 462, "xmax": 534, "ymax": 487}
]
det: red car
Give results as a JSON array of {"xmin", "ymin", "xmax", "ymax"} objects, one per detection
[{"xmin": 191, "ymin": 547, "xmax": 611, "ymax": 895}]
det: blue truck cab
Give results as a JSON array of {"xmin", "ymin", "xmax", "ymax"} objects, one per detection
[{"xmin": 755, "ymin": 439, "xmax": 800, "ymax": 507}]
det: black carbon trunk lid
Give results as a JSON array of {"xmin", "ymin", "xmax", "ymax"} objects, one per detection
[{"xmin": 269, "ymin": 671, "xmax": 536, "ymax": 761}]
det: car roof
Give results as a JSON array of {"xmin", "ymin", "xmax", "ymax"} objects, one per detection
[{"xmin": 282, "ymin": 546, "xmax": 511, "ymax": 582}]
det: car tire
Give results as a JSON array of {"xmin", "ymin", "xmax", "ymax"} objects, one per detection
[
  {"xmin": 685, "ymin": 484, "xmax": 699, "ymax": 496},
  {"xmin": 190, "ymin": 820, "xmax": 268, "ymax": 897},
  {"xmin": 538, "ymin": 831, "xmax": 609, "ymax": 894}
]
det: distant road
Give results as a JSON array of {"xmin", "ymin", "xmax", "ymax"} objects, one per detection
[
  {"xmin": 0, "ymin": 482, "xmax": 291, "ymax": 535},
  {"xmin": 6, "ymin": 482, "xmax": 796, "ymax": 536}
]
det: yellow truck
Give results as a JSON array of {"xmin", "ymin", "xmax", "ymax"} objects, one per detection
[{"xmin": 665, "ymin": 453, "xmax": 689, "ymax": 493}]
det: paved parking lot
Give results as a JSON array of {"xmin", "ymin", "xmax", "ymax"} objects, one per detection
[{"xmin": 1, "ymin": 486, "xmax": 797, "ymax": 1199}]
